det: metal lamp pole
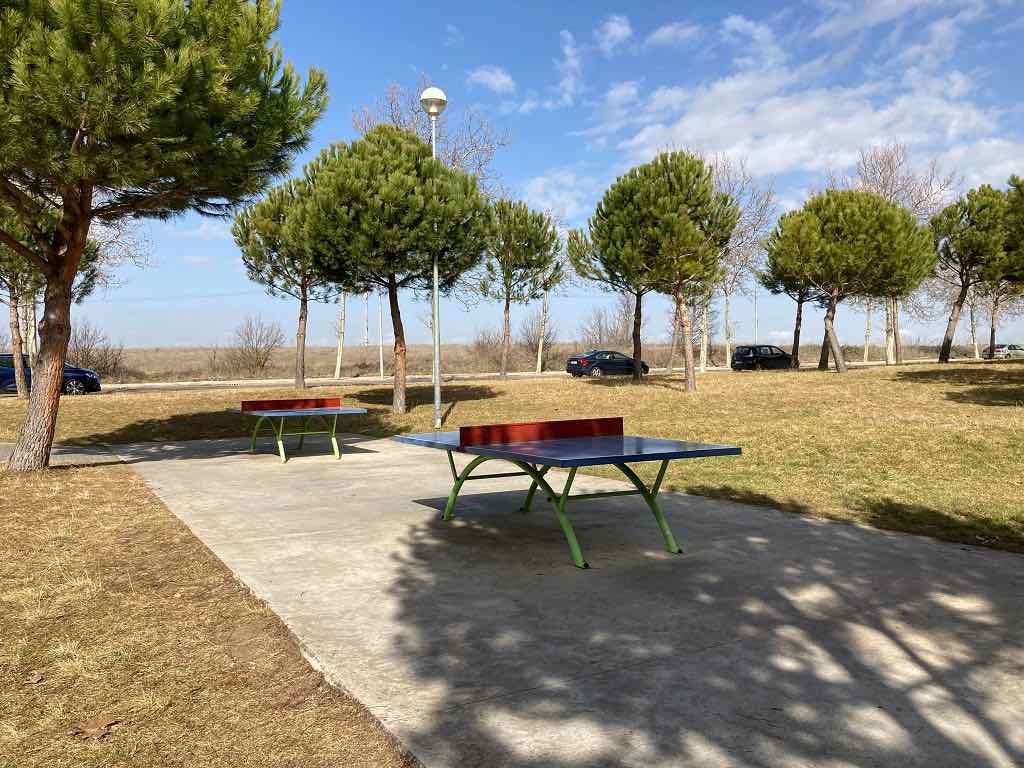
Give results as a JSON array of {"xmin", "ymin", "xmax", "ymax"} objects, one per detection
[{"xmin": 420, "ymin": 86, "xmax": 447, "ymax": 431}]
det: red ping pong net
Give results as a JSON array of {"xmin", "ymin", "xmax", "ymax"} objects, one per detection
[
  {"xmin": 459, "ymin": 417, "xmax": 624, "ymax": 449},
  {"xmin": 240, "ymin": 397, "xmax": 343, "ymax": 413}
]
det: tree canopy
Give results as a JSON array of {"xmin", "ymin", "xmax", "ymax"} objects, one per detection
[
  {"xmin": 478, "ymin": 200, "xmax": 560, "ymax": 378},
  {"xmin": 931, "ymin": 184, "xmax": 1010, "ymax": 361},
  {"xmin": 569, "ymin": 151, "xmax": 737, "ymax": 383},
  {"xmin": 233, "ymin": 176, "xmax": 342, "ymax": 388},
  {"xmin": 1, "ymin": 0, "xmax": 327, "ymax": 470},
  {"xmin": 768, "ymin": 190, "xmax": 933, "ymax": 372},
  {"xmin": 304, "ymin": 125, "xmax": 491, "ymax": 413}
]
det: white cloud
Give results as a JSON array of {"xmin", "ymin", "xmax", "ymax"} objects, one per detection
[
  {"xmin": 597, "ymin": 11, "xmax": 1002, "ymax": 181},
  {"xmin": 521, "ymin": 170, "xmax": 601, "ymax": 225},
  {"xmin": 595, "ymin": 14, "xmax": 633, "ymax": 56},
  {"xmin": 939, "ymin": 138, "xmax": 1024, "ymax": 187},
  {"xmin": 812, "ymin": 0, "xmax": 983, "ymax": 38},
  {"xmin": 444, "ymin": 23, "xmax": 463, "ymax": 47},
  {"xmin": 466, "ymin": 65, "xmax": 516, "ymax": 94},
  {"xmin": 645, "ymin": 21, "xmax": 701, "ymax": 47},
  {"xmin": 541, "ymin": 30, "xmax": 583, "ymax": 109},
  {"xmin": 168, "ymin": 220, "xmax": 232, "ymax": 241}
]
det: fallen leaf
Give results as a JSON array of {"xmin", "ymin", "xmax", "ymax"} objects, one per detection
[
  {"xmin": 70, "ymin": 715, "xmax": 121, "ymax": 740},
  {"xmin": 24, "ymin": 671, "xmax": 44, "ymax": 685}
]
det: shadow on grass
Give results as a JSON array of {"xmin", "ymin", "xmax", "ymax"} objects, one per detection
[
  {"xmin": 850, "ymin": 496, "xmax": 1024, "ymax": 553},
  {"xmin": 895, "ymin": 360, "xmax": 1024, "ymax": 406},
  {"xmin": 349, "ymin": 383, "xmax": 499, "ymax": 408}
]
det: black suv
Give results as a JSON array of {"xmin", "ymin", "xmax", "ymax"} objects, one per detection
[
  {"xmin": 731, "ymin": 345, "xmax": 792, "ymax": 371},
  {"xmin": 567, "ymin": 350, "xmax": 650, "ymax": 378},
  {"xmin": 1, "ymin": 354, "xmax": 102, "ymax": 394}
]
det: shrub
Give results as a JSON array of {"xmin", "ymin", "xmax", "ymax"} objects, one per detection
[
  {"xmin": 518, "ymin": 309, "xmax": 560, "ymax": 371},
  {"xmin": 470, "ymin": 327, "xmax": 505, "ymax": 372}
]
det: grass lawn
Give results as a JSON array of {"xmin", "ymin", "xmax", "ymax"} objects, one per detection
[
  {"xmin": 2, "ymin": 360, "xmax": 1022, "ymax": 552},
  {"xmin": 0, "ymin": 463, "xmax": 416, "ymax": 767}
]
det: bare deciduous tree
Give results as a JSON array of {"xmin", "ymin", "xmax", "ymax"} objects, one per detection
[
  {"xmin": 225, "ymin": 315, "xmax": 286, "ymax": 378},
  {"xmin": 709, "ymin": 155, "xmax": 776, "ymax": 362},
  {"xmin": 519, "ymin": 308, "xmax": 560, "ymax": 372},
  {"xmin": 828, "ymin": 141, "xmax": 959, "ymax": 364},
  {"xmin": 353, "ymin": 74, "xmax": 509, "ymax": 193},
  {"xmin": 67, "ymin": 319, "xmax": 126, "ymax": 379},
  {"xmin": 577, "ymin": 295, "xmax": 641, "ymax": 350}
]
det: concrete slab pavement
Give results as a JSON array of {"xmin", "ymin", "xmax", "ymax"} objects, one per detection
[{"xmin": 113, "ymin": 434, "xmax": 1024, "ymax": 768}]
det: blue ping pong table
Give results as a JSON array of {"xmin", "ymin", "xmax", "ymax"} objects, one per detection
[{"xmin": 394, "ymin": 418, "xmax": 741, "ymax": 568}]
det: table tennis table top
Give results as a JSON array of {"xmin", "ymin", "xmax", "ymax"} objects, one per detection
[
  {"xmin": 231, "ymin": 407, "xmax": 368, "ymax": 418},
  {"xmin": 394, "ymin": 430, "xmax": 741, "ymax": 468}
]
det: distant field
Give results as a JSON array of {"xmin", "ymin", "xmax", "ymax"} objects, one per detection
[
  {"xmin": 98, "ymin": 340, "xmax": 958, "ymax": 383},
  {"xmin": 2, "ymin": 361, "xmax": 1021, "ymax": 552}
]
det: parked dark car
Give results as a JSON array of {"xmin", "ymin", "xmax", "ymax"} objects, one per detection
[
  {"xmin": 0, "ymin": 354, "xmax": 102, "ymax": 394},
  {"xmin": 731, "ymin": 345, "xmax": 792, "ymax": 371},
  {"xmin": 567, "ymin": 350, "xmax": 649, "ymax": 378}
]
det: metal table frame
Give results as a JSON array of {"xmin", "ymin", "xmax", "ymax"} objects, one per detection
[
  {"xmin": 237, "ymin": 407, "xmax": 367, "ymax": 463},
  {"xmin": 442, "ymin": 450, "xmax": 677, "ymax": 569}
]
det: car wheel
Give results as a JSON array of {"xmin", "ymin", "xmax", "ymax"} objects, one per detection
[
  {"xmin": 589, "ymin": 366, "xmax": 603, "ymax": 378},
  {"xmin": 63, "ymin": 379, "xmax": 87, "ymax": 395},
  {"xmin": 754, "ymin": 363, "xmax": 763, "ymax": 372}
]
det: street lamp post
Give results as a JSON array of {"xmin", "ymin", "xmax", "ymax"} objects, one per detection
[{"xmin": 420, "ymin": 86, "xmax": 447, "ymax": 431}]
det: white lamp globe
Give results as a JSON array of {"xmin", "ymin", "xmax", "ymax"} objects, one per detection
[{"xmin": 419, "ymin": 86, "xmax": 448, "ymax": 117}]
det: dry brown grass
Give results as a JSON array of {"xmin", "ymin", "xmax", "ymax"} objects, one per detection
[
  {"xmin": 2, "ymin": 361, "xmax": 1022, "ymax": 552},
  {"xmin": 0, "ymin": 464, "xmax": 417, "ymax": 768}
]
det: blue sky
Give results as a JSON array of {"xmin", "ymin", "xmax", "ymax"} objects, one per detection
[{"xmin": 78, "ymin": 0, "xmax": 1024, "ymax": 351}]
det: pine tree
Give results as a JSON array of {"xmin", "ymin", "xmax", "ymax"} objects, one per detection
[
  {"xmin": 761, "ymin": 211, "xmax": 828, "ymax": 369},
  {"xmin": 932, "ymin": 185, "xmax": 1010, "ymax": 363},
  {"xmin": 570, "ymin": 151, "xmax": 737, "ymax": 386},
  {"xmin": 304, "ymin": 126, "xmax": 491, "ymax": 414},
  {"xmin": 478, "ymin": 200, "xmax": 560, "ymax": 379},
  {"xmin": 233, "ymin": 177, "xmax": 342, "ymax": 389},
  {"xmin": 0, "ymin": 0, "xmax": 327, "ymax": 470}
]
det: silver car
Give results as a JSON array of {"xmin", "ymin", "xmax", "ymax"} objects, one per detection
[{"xmin": 984, "ymin": 344, "xmax": 1024, "ymax": 359}]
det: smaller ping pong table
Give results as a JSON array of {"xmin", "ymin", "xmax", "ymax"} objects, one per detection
[
  {"xmin": 233, "ymin": 397, "xmax": 367, "ymax": 463},
  {"xmin": 394, "ymin": 417, "xmax": 741, "ymax": 568}
]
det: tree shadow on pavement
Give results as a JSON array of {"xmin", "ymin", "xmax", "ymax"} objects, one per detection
[{"xmin": 386, "ymin": 488, "xmax": 1024, "ymax": 767}]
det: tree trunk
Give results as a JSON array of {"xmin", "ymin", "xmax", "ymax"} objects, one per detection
[
  {"xmin": 699, "ymin": 292, "xmax": 709, "ymax": 372},
  {"xmin": 678, "ymin": 290, "xmax": 697, "ymax": 391},
  {"xmin": 818, "ymin": 330, "xmax": 830, "ymax": 370},
  {"xmin": 863, "ymin": 303, "xmax": 872, "ymax": 363},
  {"xmin": 386, "ymin": 275, "xmax": 407, "ymax": 414},
  {"xmin": 824, "ymin": 295, "xmax": 847, "ymax": 374},
  {"xmin": 632, "ymin": 291, "xmax": 643, "ymax": 382},
  {"xmin": 334, "ymin": 293, "xmax": 347, "ymax": 379},
  {"xmin": 791, "ymin": 298, "xmax": 804, "ymax": 369},
  {"xmin": 989, "ymin": 301, "xmax": 999, "ymax": 354},
  {"xmin": 969, "ymin": 299, "xmax": 980, "ymax": 359},
  {"xmin": 7, "ymin": 286, "xmax": 29, "ymax": 398},
  {"xmin": 500, "ymin": 295, "xmax": 511, "ymax": 380},
  {"xmin": 666, "ymin": 299, "xmax": 680, "ymax": 373},
  {"xmin": 295, "ymin": 286, "xmax": 308, "ymax": 389},
  {"xmin": 884, "ymin": 300, "xmax": 895, "ymax": 365},
  {"xmin": 535, "ymin": 289, "xmax": 549, "ymax": 373},
  {"xmin": 6, "ymin": 274, "xmax": 75, "ymax": 471},
  {"xmin": 892, "ymin": 297, "xmax": 903, "ymax": 365},
  {"xmin": 723, "ymin": 288, "xmax": 732, "ymax": 363},
  {"xmin": 939, "ymin": 284, "xmax": 970, "ymax": 362}
]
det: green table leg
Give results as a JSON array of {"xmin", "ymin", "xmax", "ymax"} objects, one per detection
[
  {"xmin": 250, "ymin": 415, "xmax": 269, "ymax": 454},
  {"xmin": 330, "ymin": 414, "xmax": 340, "ymax": 459},
  {"xmin": 614, "ymin": 460, "xmax": 682, "ymax": 554},
  {"xmin": 443, "ymin": 454, "xmax": 490, "ymax": 520},
  {"xmin": 275, "ymin": 418, "xmax": 288, "ymax": 463},
  {"xmin": 521, "ymin": 465, "xmax": 551, "ymax": 513},
  {"xmin": 297, "ymin": 416, "xmax": 309, "ymax": 452}
]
